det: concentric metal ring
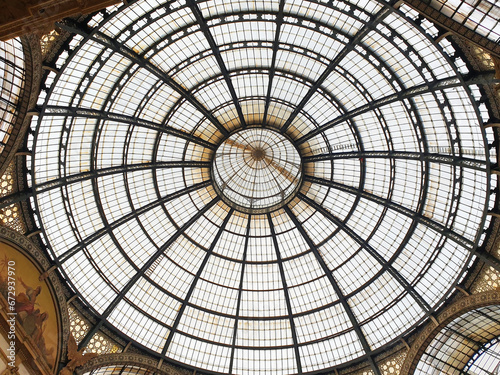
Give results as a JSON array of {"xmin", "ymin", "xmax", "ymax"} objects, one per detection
[{"xmin": 212, "ymin": 127, "xmax": 302, "ymax": 213}]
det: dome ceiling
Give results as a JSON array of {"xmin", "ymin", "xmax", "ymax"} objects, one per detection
[{"xmin": 28, "ymin": 0, "xmax": 495, "ymax": 374}]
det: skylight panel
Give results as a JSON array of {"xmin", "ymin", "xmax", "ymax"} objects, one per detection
[
  {"xmin": 108, "ymin": 300, "xmax": 169, "ymax": 352},
  {"xmin": 66, "ymin": 250, "xmax": 119, "ymax": 314},
  {"xmin": 299, "ymin": 331, "xmax": 364, "ymax": 370},
  {"xmin": 66, "ymin": 180, "xmax": 104, "ymax": 237},
  {"xmin": 126, "ymin": 277, "xmax": 179, "ymax": 326}
]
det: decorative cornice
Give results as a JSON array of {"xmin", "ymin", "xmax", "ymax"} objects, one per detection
[
  {"xmin": 400, "ymin": 290, "xmax": 500, "ymax": 375},
  {"xmin": 0, "ymin": 0, "xmax": 121, "ymax": 41},
  {"xmin": 76, "ymin": 353, "xmax": 192, "ymax": 375}
]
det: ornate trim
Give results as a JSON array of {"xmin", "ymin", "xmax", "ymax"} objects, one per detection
[
  {"xmin": 0, "ymin": 226, "xmax": 70, "ymax": 370},
  {"xmin": 76, "ymin": 353, "xmax": 192, "ymax": 375},
  {"xmin": 400, "ymin": 290, "xmax": 500, "ymax": 375}
]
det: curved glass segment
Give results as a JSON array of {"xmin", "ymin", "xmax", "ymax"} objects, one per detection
[
  {"xmin": 29, "ymin": 0, "xmax": 496, "ymax": 374},
  {"xmin": 465, "ymin": 337, "xmax": 500, "ymax": 375},
  {"xmin": 0, "ymin": 38, "xmax": 25, "ymax": 154}
]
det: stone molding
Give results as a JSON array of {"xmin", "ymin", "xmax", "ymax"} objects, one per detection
[{"xmin": 76, "ymin": 353, "xmax": 192, "ymax": 375}]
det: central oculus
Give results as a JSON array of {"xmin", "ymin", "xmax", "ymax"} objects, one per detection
[{"xmin": 212, "ymin": 127, "xmax": 302, "ymax": 213}]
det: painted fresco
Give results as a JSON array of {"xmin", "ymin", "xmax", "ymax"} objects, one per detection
[{"xmin": 0, "ymin": 242, "xmax": 58, "ymax": 369}]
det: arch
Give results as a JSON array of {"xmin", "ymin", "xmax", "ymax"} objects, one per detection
[
  {"xmin": 0, "ymin": 226, "xmax": 70, "ymax": 369},
  {"xmin": 401, "ymin": 290, "xmax": 500, "ymax": 374},
  {"xmin": 77, "ymin": 353, "xmax": 191, "ymax": 375}
]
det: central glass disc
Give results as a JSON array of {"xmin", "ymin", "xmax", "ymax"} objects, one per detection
[{"xmin": 212, "ymin": 127, "xmax": 302, "ymax": 213}]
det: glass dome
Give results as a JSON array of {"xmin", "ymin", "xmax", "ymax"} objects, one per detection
[
  {"xmin": 212, "ymin": 127, "xmax": 302, "ymax": 213},
  {"xmin": 28, "ymin": 0, "xmax": 495, "ymax": 374}
]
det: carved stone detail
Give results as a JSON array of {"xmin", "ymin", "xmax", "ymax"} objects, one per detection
[{"xmin": 76, "ymin": 353, "xmax": 192, "ymax": 375}]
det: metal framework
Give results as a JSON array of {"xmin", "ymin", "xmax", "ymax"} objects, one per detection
[
  {"xmin": 279, "ymin": 2, "xmax": 396, "ymax": 134},
  {"xmin": 21, "ymin": 0, "xmax": 499, "ymax": 374}
]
